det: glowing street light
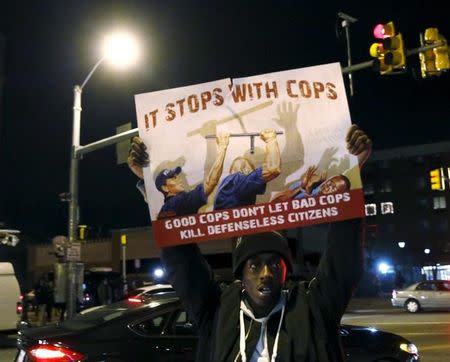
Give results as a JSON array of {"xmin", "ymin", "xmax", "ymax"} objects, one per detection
[
  {"xmin": 67, "ymin": 31, "xmax": 140, "ymax": 319},
  {"xmin": 102, "ymin": 31, "xmax": 140, "ymax": 68},
  {"xmin": 424, "ymin": 248, "xmax": 431, "ymax": 254},
  {"xmin": 378, "ymin": 262, "xmax": 390, "ymax": 274},
  {"xmin": 153, "ymin": 268, "xmax": 164, "ymax": 279},
  {"xmin": 398, "ymin": 242, "xmax": 406, "ymax": 248}
]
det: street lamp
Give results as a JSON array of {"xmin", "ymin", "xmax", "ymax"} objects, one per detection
[
  {"xmin": 398, "ymin": 242, "xmax": 406, "ymax": 248},
  {"xmin": 67, "ymin": 31, "xmax": 139, "ymax": 319}
]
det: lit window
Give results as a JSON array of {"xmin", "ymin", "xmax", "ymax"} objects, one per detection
[
  {"xmin": 365, "ymin": 204, "xmax": 377, "ymax": 216},
  {"xmin": 433, "ymin": 196, "xmax": 447, "ymax": 210},
  {"xmin": 381, "ymin": 202, "xmax": 394, "ymax": 214}
]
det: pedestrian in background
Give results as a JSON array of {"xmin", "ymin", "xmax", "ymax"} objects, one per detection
[
  {"xmin": 97, "ymin": 278, "xmax": 112, "ymax": 305},
  {"xmin": 34, "ymin": 273, "xmax": 52, "ymax": 326}
]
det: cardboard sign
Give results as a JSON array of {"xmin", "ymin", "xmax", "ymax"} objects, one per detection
[{"xmin": 135, "ymin": 63, "xmax": 364, "ymax": 247}]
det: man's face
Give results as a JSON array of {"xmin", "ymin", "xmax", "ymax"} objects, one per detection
[
  {"xmin": 162, "ymin": 174, "xmax": 185, "ymax": 196},
  {"xmin": 230, "ymin": 158, "xmax": 254, "ymax": 175},
  {"xmin": 242, "ymin": 253, "xmax": 286, "ymax": 316},
  {"xmin": 320, "ymin": 176, "xmax": 348, "ymax": 195}
]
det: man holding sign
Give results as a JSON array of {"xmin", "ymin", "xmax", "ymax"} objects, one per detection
[{"xmin": 127, "ymin": 124, "xmax": 372, "ymax": 361}]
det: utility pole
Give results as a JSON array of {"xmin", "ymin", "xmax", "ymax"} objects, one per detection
[{"xmin": 338, "ymin": 12, "xmax": 358, "ymax": 96}]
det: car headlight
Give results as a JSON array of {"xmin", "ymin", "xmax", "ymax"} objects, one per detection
[{"xmin": 400, "ymin": 343, "xmax": 418, "ymax": 355}]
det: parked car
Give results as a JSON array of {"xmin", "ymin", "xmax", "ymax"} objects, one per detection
[
  {"xmin": 125, "ymin": 283, "xmax": 174, "ymax": 301},
  {"xmin": 391, "ymin": 280, "xmax": 450, "ymax": 313},
  {"xmin": 15, "ymin": 291, "xmax": 419, "ymax": 362}
]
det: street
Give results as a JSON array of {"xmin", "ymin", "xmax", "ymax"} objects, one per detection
[
  {"xmin": 1, "ymin": 308, "xmax": 449, "ymax": 361},
  {"xmin": 342, "ymin": 309, "xmax": 450, "ymax": 361}
]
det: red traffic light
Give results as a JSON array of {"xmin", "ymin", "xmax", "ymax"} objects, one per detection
[{"xmin": 373, "ymin": 22, "xmax": 395, "ymax": 39}]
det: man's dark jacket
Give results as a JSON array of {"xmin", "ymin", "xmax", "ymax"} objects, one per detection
[{"xmin": 161, "ymin": 219, "xmax": 363, "ymax": 361}]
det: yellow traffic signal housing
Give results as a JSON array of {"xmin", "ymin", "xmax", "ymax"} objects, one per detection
[
  {"xmin": 383, "ymin": 33, "xmax": 406, "ymax": 69},
  {"xmin": 78, "ymin": 224, "xmax": 88, "ymax": 240},
  {"xmin": 370, "ymin": 42, "xmax": 392, "ymax": 74},
  {"xmin": 430, "ymin": 168, "xmax": 445, "ymax": 191},
  {"xmin": 370, "ymin": 21, "xmax": 405, "ymax": 75},
  {"xmin": 420, "ymin": 28, "xmax": 450, "ymax": 78}
]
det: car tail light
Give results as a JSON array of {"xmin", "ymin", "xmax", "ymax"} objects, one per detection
[
  {"xmin": 17, "ymin": 302, "xmax": 23, "ymax": 314},
  {"xmin": 392, "ymin": 290, "xmax": 397, "ymax": 299},
  {"xmin": 27, "ymin": 345, "xmax": 85, "ymax": 362},
  {"xmin": 127, "ymin": 297, "xmax": 142, "ymax": 303}
]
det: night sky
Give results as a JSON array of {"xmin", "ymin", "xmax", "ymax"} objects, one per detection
[{"xmin": 0, "ymin": 0, "xmax": 449, "ymax": 241}]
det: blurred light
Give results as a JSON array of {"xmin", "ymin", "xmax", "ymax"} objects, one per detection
[
  {"xmin": 128, "ymin": 297, "xmax": 142, "ymax": 303},
  {"xmin": 398, "ymin": 242, "xmax": 406, "ymax": 248},
  {"xmin": 28, "ymin": 345, "xmax": 85, "ymax": 361},
  {"xmin": 400, "ymin": 343, "xmax": 418, "ymax": 355},
  {"xmin": 378, "ymin": 262, "xmax": 390, "ymax": 274},
  {"xmin": 153, "ymin": 268, "xmax": 164, "ymax": 278},
  {"xmin": 102, "ymin": 31, "xmax": 140, "ymax": 68},
  {"xmin": 367, "ymin": 327, "xmax": 378, "ymax": 333},
  {"xmin": 424, "ymin": 248, "xmax": 431, "ymax": 254}
]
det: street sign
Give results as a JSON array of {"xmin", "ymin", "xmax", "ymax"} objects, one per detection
[{"xmin": 67, "ymin": 242, "xmax": 81, "ymax": 262}]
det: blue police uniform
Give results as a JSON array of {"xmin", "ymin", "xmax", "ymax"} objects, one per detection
[
  {"xmin": 158, "ymin": 184, "xmax": 207, "ymax": 219},
  {"xmin": 214, "ymin": 166, "xmax": 266, "ymax": 210}
]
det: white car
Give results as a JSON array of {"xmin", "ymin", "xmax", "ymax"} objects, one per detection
[
  {"xmin": 126, "ymin": 284, "xmax": 174, "ymax": 301},
  {"xmin": 391, "ymin": 280, "xmax": 450, "ymax": 313}
]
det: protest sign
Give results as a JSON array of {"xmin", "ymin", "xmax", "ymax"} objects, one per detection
[{"xmin": 135, "ymin": 63, "xmax": 364, "ymax": 247}]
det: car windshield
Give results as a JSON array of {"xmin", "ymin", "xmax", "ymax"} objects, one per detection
[
  {"xmin": 62, "ymin": 302, "xmax": 139, "ymax": 331},
  {"xmin": 61, "ymin": 293, "xmax": 178, "ymax": 331}
]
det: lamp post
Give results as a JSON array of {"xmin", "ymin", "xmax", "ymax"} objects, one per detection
[{"xmin": 66, "ymin": 32, "xmax": 139, "ymax": 319}]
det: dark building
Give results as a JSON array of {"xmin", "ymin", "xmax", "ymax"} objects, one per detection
[{"xmin": 361, "ymin": 141, "xmax": 450, "ymax": 285}]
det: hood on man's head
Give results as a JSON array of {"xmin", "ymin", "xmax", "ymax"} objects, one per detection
[
  {"xmin": 155, "ymin": 166, "xmax": 182, "ymax": 192},
  {"xmin": 232, "ymin": 231, "xmax": 293, "ymax": 278}
]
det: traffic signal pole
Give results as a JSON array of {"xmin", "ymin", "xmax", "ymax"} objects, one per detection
[
  {"xmin": 342, "ymin": 41, "xmax": 446, "ymax": 74},
  {"xmin": 338, "ymin": 12, "xmax": 358, "ymax": 96}
]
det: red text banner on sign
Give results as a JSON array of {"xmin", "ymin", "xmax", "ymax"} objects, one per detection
[{"xmin": 153, "ymin": 189, "xmax": 364, "ymax": 247}]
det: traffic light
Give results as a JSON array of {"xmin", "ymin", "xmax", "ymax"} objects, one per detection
[
  {"xmin": 419, "ymin": 28, "xmax": 449, "ymax": 78},
  {"xmin": 429, "ymin": 168, "xmax": 445, "ymax": 191},
  {"xmin": 370, "ymin": 21, "xmax": 406, "ymax": 75},
  {"xmin": 78, "ymin": 225, "xmax": 88, "ymax": 240}
]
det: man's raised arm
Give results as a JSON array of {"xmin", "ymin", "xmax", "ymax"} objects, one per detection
[
  {"xmin": 203, "ymin": 132, "xmax": 229, "ymax": 196},
  {"xmin": 308, "ymin": 125, "xmax": 372, "ymax": 325}
]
